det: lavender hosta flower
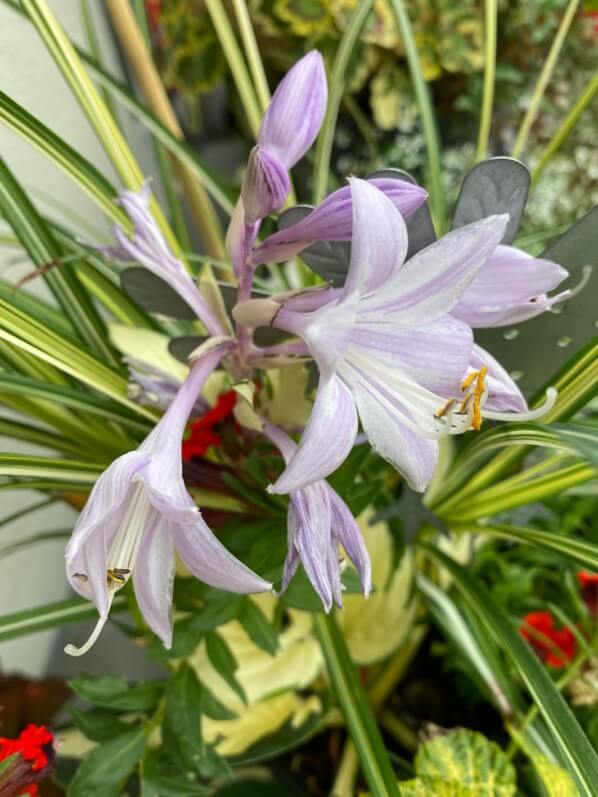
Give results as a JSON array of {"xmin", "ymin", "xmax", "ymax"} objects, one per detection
[
  {"xmin": 64, "ymin": 339, "xmax": 271, "ymax": 657},
  {"xmin": 263, "ymin": 420, "xmax": 370, "ymax": 611},
  {"xmin": 106, "ymin": 184, "xmax": 224, "ymax": 336},
  {"xmin": 227, "ymin": 51, "xmax": 327, "ymax": 275},
  {"xmin": 125, "ymin": 356, "xmax": 208, "ymax": 416},
  {"xmin": 452, "ymin": 244, "xmax": 570, "ymax": 328},
  {"xmin": 236, "ymin": 179, "xmax": 557, "ymax": 493},
  {"xmin": 249, "ymin": 177, "xmax": 428, "ymax": 267}
]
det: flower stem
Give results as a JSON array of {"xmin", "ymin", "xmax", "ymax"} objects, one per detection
[
  {"xmin": 511, "ymin": 0, "xmax": 581, "ymax": 159},
  {"xmin": 314, "ymin": 613, "xmax": 400, "ymax": 796},
  {"xmin": 532, "ymin": 73, "xmax": 598, "ymax": 183},
  {"xmin": 476, "ymin": 0, "xmax": 497, "ymax": 161}
]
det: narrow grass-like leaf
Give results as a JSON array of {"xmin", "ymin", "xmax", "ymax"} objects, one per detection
[
  {"xmin": 312, "ymin": 0, "xmax": 374, "ymax": 204},
  {"xmin": 0, "ymin": 454, "xmax": 103, "ymax": 482},
  {"xmin": 420, "ymin": 545, "xmax": 598, "ymax": 796},
  {"xmin": 476, "ymin": 0, "xmax": 497, "ymax": 160},
  {"xmin": 314, "ymin": 613, "xmax": 400, "ymax": 796},
  {"xmin": 0, "ymin": 158, "xmax": 118, "ymax": 364},
  {"xmin": 0, "ymin": 595, "xmax": 126, "ymax": 642},
  {"xmin": 387, "ymin": 0, "xmax": 444, "ymax": 231}
]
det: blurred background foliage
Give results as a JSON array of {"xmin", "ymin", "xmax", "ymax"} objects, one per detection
[{"xmin": 147, "ymin": 0, "xmax": 598, "ymax": 236}]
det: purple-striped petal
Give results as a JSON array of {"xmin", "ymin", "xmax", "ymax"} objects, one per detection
[
  {"xmin": 249, "ymin": 178, "xmax": 427, "ymax": 267},
  {"xmin": 258, "ymin": 50, "xmax": 327, "ymax": 169},
  {"xmin": 351, "ymin": 375, "xmax": 440, "ymax": 492},
  {"xmin": 350, "ymin": 313, "xmax": 473, "ymax": 396},
  {"xmin": 452, "ymin": 245, "xmax": 569, "ymax": 328},
  {"xmin": 241, "ymin": 146, "xmax": 290, "ymax": 224},
  {"xmin": 342, "ymin": 178, "xmax": 408, "ymax": 298},
  {"xmin": 268, "ymin": 374, "xmax": 358, "ymax": 494},
  {"xmin": 327, "ymin": 486, "xmax": 372, "ymax": 596},
  {"xmin": 360, "ymin": 215, "xmax": 509, "ymax": 325},
  {"xmin": 133, "ymin": 516, "xmax": 175, "ymax": 647},
  {"xmin": 172, "ymin": 516, "xmax": 271, "ymax": 594}
]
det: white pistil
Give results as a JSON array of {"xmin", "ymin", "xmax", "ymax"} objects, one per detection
[
  {"xmin": 64, "ymin": 481, "xmax": 153, "ymax": 657},
  {"xmin": 483, "ymin": 386, "xmax": 557, "ymax": 422}
]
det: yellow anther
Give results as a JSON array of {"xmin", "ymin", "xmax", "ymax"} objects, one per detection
[
  {"xmin": 470, "ymin": 366, "xmax": 488, "ymax": 430},
  {"xmin": 461, "ymin": 371, "xmax": 478, "ymax": 391}
]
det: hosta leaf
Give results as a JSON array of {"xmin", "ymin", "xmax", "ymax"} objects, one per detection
[
  {"xmin": 121, "ymin": 268, "xmax": 197, "ymax": 320},
  {"xmin": 70, "ymin": 674, "xmax": 163, "ymax": 712},
  {"xmin": 452, "ymin": 157, "xmax": 530, "ymax": 244},
  {"xmin": 476, "ymin": 206, "xmax": 598, "ymax": 399},
  {"xmin": 367, "ymin": 168, "xmax": 436, "ymax": 257},
  {"xmin": 168, "ymin": 335, "xmax": 208, "ymax": 364},
  {"xmin": 509, "ymin": 726, "xmax": 579, "ymax": 797},
  {"xmin": 411, "ymin": 728, "xmax": 516, "ymax": 797}
]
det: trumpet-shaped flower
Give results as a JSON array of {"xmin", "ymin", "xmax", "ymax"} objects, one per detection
[
  {"xmin": 263, "ymin": 421, "xmax": 370, "ymax": 611},
  {"xmin": 236, "ymin": 179, "xmax": 557, "ymax": 494},
  {"xmin": 227, "ymin": 50, "xmax": 327, "ymax": 274},
  {"xmin": 452, "ymin": 244, "xmax": 569, "ymax": 328},
  {"xmin": 107, "ymin": 184, "xmax": 224, "ymax": 335},
  {"xmin": 65, "ymin": 340, "xmax": 271, "ymax": 657}
]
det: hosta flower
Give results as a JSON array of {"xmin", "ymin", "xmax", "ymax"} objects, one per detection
[
  {"xmin": 264, "ymin": 420, "xmax": 370, "ymax": 610},
  {"xmin": 237, "ymin": 178, "xmax": 557, "ymax": 493},
  {"xmin": 106, "ymin": 184, "xmax": 224, "ymax": 335},
  {"xmin": 227, "ymin": 50, "xmax": 327, "ymax": 274},
  {"xmin": 65, "ymin": 340, "xmax": 271, "ymax": 657},
  {"xmin": 452, "ymin": 244, "xmax": 569, "ymax": 328},
  {"xmin": 249, "ymin": 177, "xmax": 427, "ymax": 267}
]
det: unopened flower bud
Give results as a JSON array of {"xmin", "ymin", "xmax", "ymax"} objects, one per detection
[
  {"xmin": 232, "ymin": 298, "xmax": 281, "ymax": 327},
  {"xmin": 241, "ymin": 146, "xmax": 290, "ymax": 225}
]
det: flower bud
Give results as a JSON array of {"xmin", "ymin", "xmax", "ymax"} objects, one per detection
[{"xmin": 241, "ymin": 146, "xmax": 290, "ymax": 225}]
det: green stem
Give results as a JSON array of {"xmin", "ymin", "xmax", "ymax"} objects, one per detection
[
  {"xmin": 312, "ymin": 0, "xmax": 374, "ymax": 204},
  {"xmin": 205, "ymin": 0, "xmax": 262, "ymax": 137},
  {"xmin": 511, "ymin": 0, "xmax": 581, "ymax": 159},
  {"xmin": 532, "ymin": 73, "xmax": 598, "ymax": 183},
  {"xmin": 388, "ymin": 0, "xmax": 445, "ymax": 232},
  {"xmin": 314, "ymin": 613, "xmax": 400, "ymax": 796},
  {"xmin": 476, "ymin": 0, "xmax": 497, "ymax": 160}
]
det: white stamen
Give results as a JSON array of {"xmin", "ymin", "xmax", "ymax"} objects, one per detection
[{"xmin": 483, "ymin": 387, "xmax": 557, "ymax": 422}]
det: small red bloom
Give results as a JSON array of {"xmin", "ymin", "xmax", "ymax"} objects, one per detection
[
  {"xmin": 182, "ymin": 390, "xmax": 237, "ymax": 462},
  {"xmin": 0, "ymin": 724, "xmax": 54, "ymax": 796},
  {"xmin": 578, "ymin": 570, "xmax": 598, "ymax": 615},
  {"xmin": 520, "ymin": 611, "xmax": 577, "ymax": 668}
]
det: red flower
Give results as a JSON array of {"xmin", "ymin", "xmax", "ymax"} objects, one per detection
[
  {"xmin": 578, "ymin": 570, "xmax": 598, "ymax": 615},
  {"xmin": 182, "ymin": 390, "xmax": 237, "ymax": 461},
  {"xmin": 520, "ymin": 611, "xmax": 577, "ymax": 668},
  {"xmin": 0, "ymin": 724, "xmax": 54, "ymax": 795}
]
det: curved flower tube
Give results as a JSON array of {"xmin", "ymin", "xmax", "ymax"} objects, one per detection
[
  {"xmin": 64, "ymin": 339, "xmax": 271, "ymax": 657},
  {"xmin": 452, "ymin": 244, "xmax": 569, "ymax": 328},
  {"xmin": 263, "ymin": 420, "xmax": 371, "ymax": 611},
  {"xmin": 105, "ymin": 184, "xmax": 225, "ymax": 336}
]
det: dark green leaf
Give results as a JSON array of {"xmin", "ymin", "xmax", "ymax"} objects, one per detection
[
  {"xmin": 69, "ymin": 674, "xmax": 163, "ymax": 712},
  {"xmin": 68, "ymin": 725, "xmax": 147, "ymax": 797},
  {"xmin": 141, "ymin": 748, "xmax": 211, "ymax": 797},
  {"xmin": 205, "ymin": 631, "xmax": 246, "ymax": 704},
  {"xmin": 200, "ymin": 681, "xmax": 238, "ymax": 721},
  {"xmin": 238, "ymin": 599, "xmax": 278, "ymax": 655},
  {"xmin": 121, "ymin": 267, "xmax": 197, "ymax": 319},
  {"xmin": 69, "ymin": 707, "xmax": 131, "ymax": 743},
  {"xmin": 162, "ymin": 663, "xmax": 204, "ymax": 771}
]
